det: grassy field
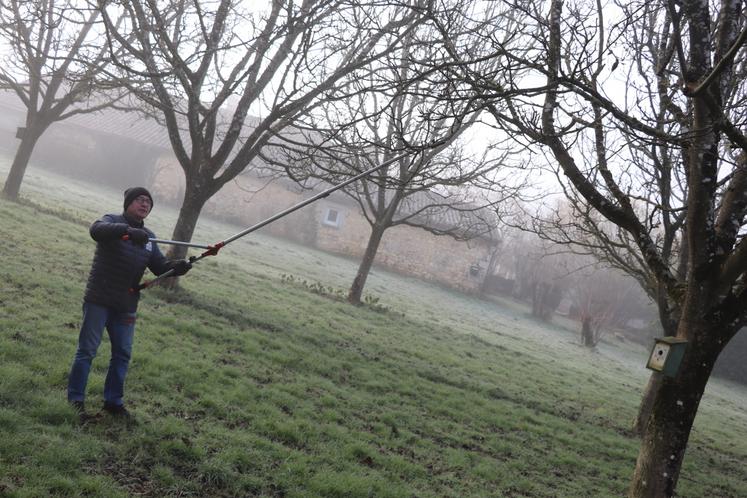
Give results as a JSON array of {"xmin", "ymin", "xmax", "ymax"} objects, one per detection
[{"xmin": 1, "ymin": 162, "xmax": 746, "ymax": 498}]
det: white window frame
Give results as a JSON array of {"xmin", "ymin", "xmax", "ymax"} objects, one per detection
[{"xmin": 322, "ymin": 207, "xmax": 342, "ymax": 228}]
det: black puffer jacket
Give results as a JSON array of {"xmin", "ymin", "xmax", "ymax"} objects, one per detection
[{"xmin": 84, "ymin": 213, "xmax": 173, "ymax": 312}]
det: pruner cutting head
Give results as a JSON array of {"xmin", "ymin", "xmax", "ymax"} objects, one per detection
[{"xmin": 201, "ymin": 241, "xmax": 225, "ymax": 258}]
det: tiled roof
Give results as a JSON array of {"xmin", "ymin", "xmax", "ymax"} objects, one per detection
[
  {"xmin": 0, "ymin": 90, "xmax": 172, "ymax": 148},
  {"xmin": 64, "ymin": 107, "xmax": 172, "ymax": 149}
]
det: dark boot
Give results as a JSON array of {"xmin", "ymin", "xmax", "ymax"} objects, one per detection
[
  {"xmin": 69, "ymin": 400, "xmax": 85, "ymax": 414},
  {"xmin": 103, "ymin": 402, "xmax": 131, "ymax": 418}
]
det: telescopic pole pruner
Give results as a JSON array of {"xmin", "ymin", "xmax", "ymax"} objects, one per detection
[
  {"xmin": 132, "ymin": 153, "xmax": 411, "ymax": 291},
  {"xmin": 148, "ymin": 238, "xmax": 213, "ymax": 249},
  {"xmin": 121, "ymin": 236, "xmax": 213, "ymax": 249}
]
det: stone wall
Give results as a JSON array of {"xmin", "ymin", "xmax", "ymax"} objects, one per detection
[{"xmin": 313, "ymin": 204, "xmax": 495, "ymax": 293}]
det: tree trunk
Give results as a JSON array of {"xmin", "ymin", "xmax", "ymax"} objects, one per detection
[
  {"xmin": 479, "ymin": 243, "xmax": 501, "ymax": 295},
  {"xmin": 2, "ymin": 127, "xmax": 43, "ymax": 200},
  {"xmin": 633, "ymin": 286, "xmax": 679, "ymax": 436},
  {"xmin": 160, "ymin": 187, "xmax": 209, "ymax": 289},
  {"xmin": 347, "ymin": 223, "xmax": 387, "ymax": 305},
  {"xmin": 581, "ymin": 316, "xmax": 594, "ymax": 347},
  {"xmin": 628, "ymin": 329, "xmax": 722, "ymax": 497},
  {"xmin": 632, "ymin": 374, "xmax": 663, "ymax": 437},
  {"xmin": 531, "ymin": 281, "xmax": 543, "ymax": 317}
]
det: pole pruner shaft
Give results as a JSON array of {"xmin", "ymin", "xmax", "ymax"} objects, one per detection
[
  {"xmin": 132, "ymin": 153, "xmax": 409, "ymax": 292},
  {"xmin": 121, "ymin": 235, "xmax": 212, "ymax": 249}
]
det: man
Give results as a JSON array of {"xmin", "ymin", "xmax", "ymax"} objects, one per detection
[{"xmin": 67, "ymin": 187, "xmax": 191, "ymax": 417}]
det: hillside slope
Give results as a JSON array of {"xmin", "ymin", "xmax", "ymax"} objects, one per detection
[{"xmin": 1, "ymin": 165, "xmax": 746, "ymax": 497}]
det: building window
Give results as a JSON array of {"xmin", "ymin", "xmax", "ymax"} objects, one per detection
[
  {"xmin": 323, "ymin": 207, "xmax": 342, "ymax": 228},
  {"xmin": 469, "ymin": 263, "xmax": 482, "ymax": 277}
]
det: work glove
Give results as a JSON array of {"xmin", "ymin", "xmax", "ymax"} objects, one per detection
[
  {"xmin": 170, "ymin": 259, "xmax": 192, "ymax": 277},
  {"xmin": 126, "ymin": 227, "xmax": 149, "ymax": 246}
]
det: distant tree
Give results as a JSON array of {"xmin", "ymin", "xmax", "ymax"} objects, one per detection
[
  {"xmin": 431, "ymin": 0, "xmax": 747, "ymax": 495},
  {"xmin": 496, "ymin": 220, "xmax": 653, "ymax": 335},
  {"xmin": 487, "ymin": 223, "xmax": 566, "ymax": 319},
  {"xmin": 98, "ymin": 0, "xmax": 428, "ymax": 272},
  {"xmin": 271, "ymin": 26, "xmax": 519, "ymax": 304},
  {"xmin": 0, "ymin": 0, "xmax": 125, "ymax": 200},
  {"xmin": 523, "ymin": 201, "xmax": 658, "ymax": 342},
  {"xmin": 566, "ymin": 263, "xmax": 638, "ymax": 347},
  {"xmin": 486, "ymin": 221, "xmax": 537, "ymax": 299},
  {"xmin": 531, "ymin": 279, "xmax": 562, "ymax": 321}
]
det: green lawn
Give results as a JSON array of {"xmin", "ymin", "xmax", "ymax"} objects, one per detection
[{"xmin": 1, "ymin": 162, "xmax": 746, "ymax": 497}]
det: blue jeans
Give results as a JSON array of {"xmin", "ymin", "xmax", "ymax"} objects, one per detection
[{"xmin": 67, "ymin": 303, "xmax": 136, "ymax": 407}]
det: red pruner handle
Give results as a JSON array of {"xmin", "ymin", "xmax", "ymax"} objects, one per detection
[
  {"xmin": 129, "ymin": 278, "xmax": 157, "ymax": 293},
  {"xmin": 128, "ymin": 267, "xmax": 177, "ymax": 293},
  {"xmin": 127, "ymin": 242, "xmax": 220, "ymax": 294}
]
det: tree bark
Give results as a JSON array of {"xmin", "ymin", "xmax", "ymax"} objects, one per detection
[
  {"xmin": 628, "ymin": 329, "xmax": 722, "ymax": 497},
  {"xmin": 581, "ymin": 316, "xmax": 594, "ymax": 347},
  {"xmin": 633, "ymin": 287, "xmax": 679, "ymax": 436},
  {"xmin": 160, "ymin": 185, "xmax": 210, "ymax": 289},
  {"xmin": 347, "ymin": 223, "xmax": 387, "ymax": 305},
  {"xmin": 479, "ymin": 243, "xmax": 501, "ymax": 295},
  {"xmin": 632, "ymin": 374, "xmax": 663, "ymax": 437},
  {"xmin": 2, "ymin": 127, "xmax": 43, "ymax": 200}
]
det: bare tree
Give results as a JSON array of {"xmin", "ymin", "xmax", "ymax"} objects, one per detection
[
  {"xmin": 98, "ymin": 0, "xmax": 427, "ymax": 270},
  {"xmin": 0, "ymin": 0, "xmax": 126, "ymax": 200},
  {"xmin": 271, "ymin": 24, "xmax": 519, "ymax": 304},
  {"xmin": 493, "ymin": 216, "xmax": 653, "ymax": 337},
  {"xmin": 430, "ymin": 0, "xmax": 747, "ymax": 495},
  {"xmin": 485, "ymin": 218, "xmax": 539, "ymax": 299},
  {"xmin": 565, "ymin": 262, "xmax": 638, "ymax": 347},
  {"xmin": 521, "ymin": 198, "xmax": 659, "ymax": 343}
]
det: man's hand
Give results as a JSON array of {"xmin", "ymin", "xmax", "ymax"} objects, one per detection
[
  {"xmin": 171, "ymin": 260, "xmax": 192, "ymax": 277},
  {"xmin": 126, "ymin": 228, "xmax": 149, "ymax": 246}
]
